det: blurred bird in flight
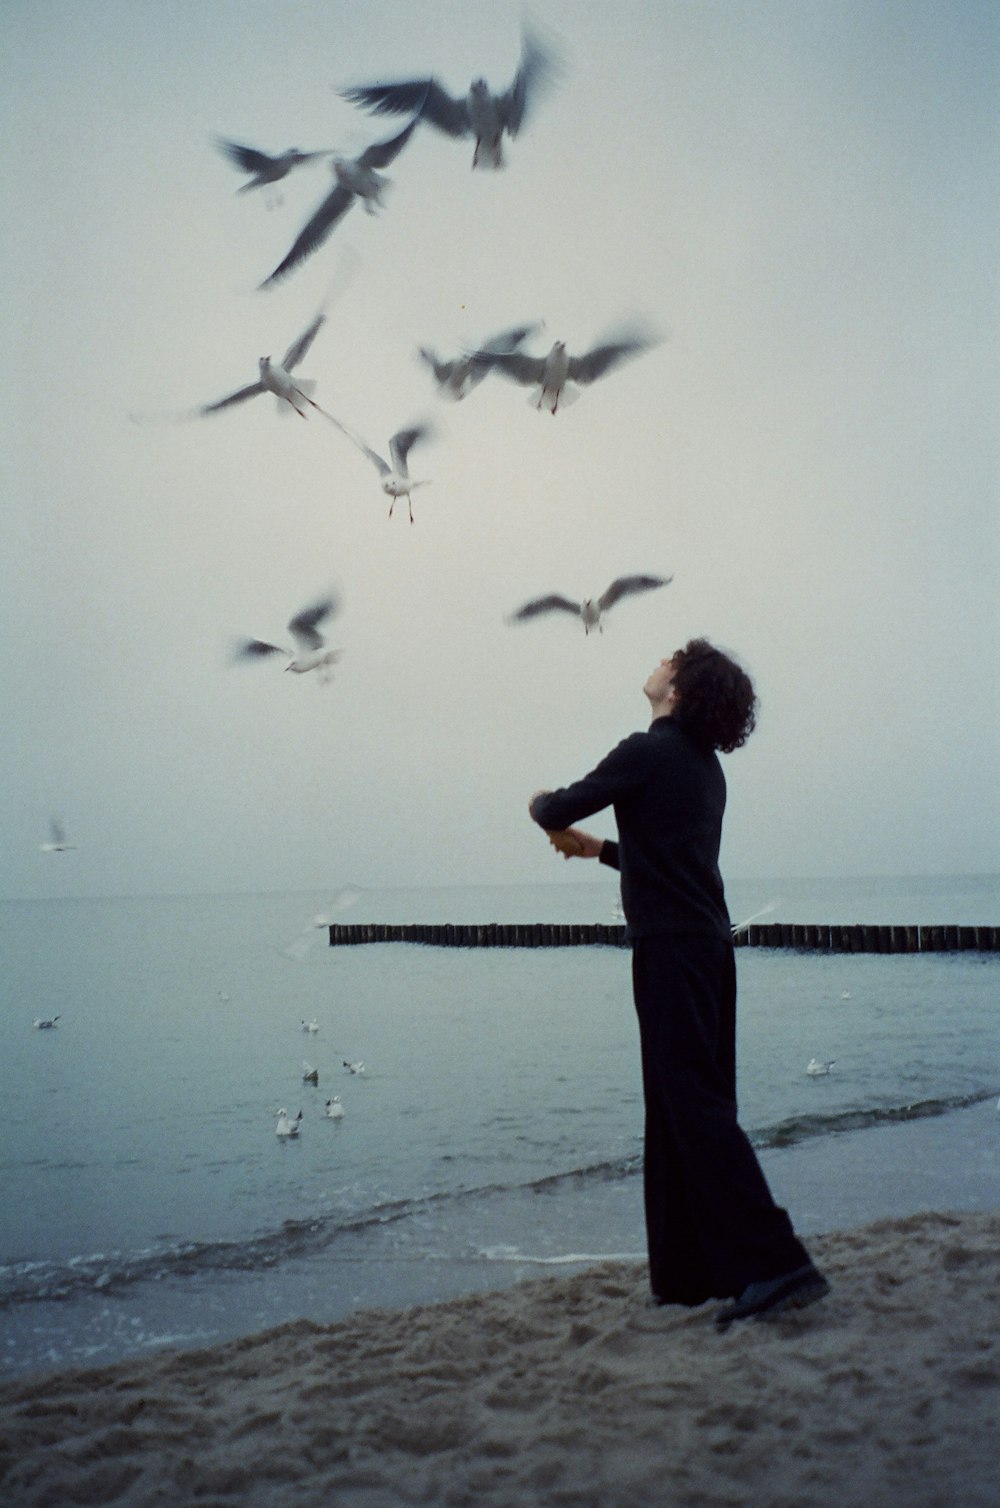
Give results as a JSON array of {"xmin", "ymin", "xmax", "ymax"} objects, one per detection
[
  {"xmin": 474, "ymin": 326, "xmax": 660, "ymax": 414},
  {"xmin": 507, "ymin": 575, "xmax": 672, "ymax": 634},
  {"xmin": 418, "ymin": 321, "xmax": 543, "ymax": 401},
  {"xmin": 40, "ymin": 818, "xmax": 76, "ymax": 853},
  {"xmin": 197, "ymin": 303, "xmax": 331, "ymax": 418},
  {"xmin": 282, "ymin": 887, "xmax": 363, "ymax": 962},
  {"xmin": 324, "ymin": 417, "xmax": 435, "ymax": 523},
  {"xmin": 341, "ymin": 25, "xmax": 558, "ymax": 170},
  {"xmin": 259, "ymin": 115, "xmax": 423, "ymax": 287},
  {"xmin": 215, "ymin": 139, "xmax": 330, "ymax": 205},
  {"xmin": 131, "ymin": 301, "xmax": 334, "ymax": 425},
  {"xmin": 233, "ymin": 595, "xmax": 342, "ymax": 681}
]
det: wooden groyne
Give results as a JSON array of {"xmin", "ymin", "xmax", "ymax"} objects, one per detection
[{"xmin": 328, "ymin": 922, "xmax": 1000, "ymax": 952}]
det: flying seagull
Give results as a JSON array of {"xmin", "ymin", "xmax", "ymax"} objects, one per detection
[
  {"xmin": 341, "ymin": 26, "xmax": 557, "ymax": 170},
  {"xmin": 121, "ymin": 304, "xmax": 334, "ymax": 427},
  {"xmin": 197, "ymin": 303, "xmax": 331, "ymax": 419},
  {"xmin": 40, "ymin": 818, "xmax": 76, "ymax": 853},
  {"xmin": 33, "ymin": 1016, "xmax": 61, "ymax": 1029},
  {"xmin": 281, "ymin": 886, "xmax": 363, "ymax": 961},
  {"xmin": 418, "ymin": 321, "xmax": 543, "ymax": 401},
  {"xmin": 730, "ymin": 901, "xmax": 782, "ymax": 937},
  {"xmin": 507, "ymin": 575, "xmax": 672, "ymax": 634},
  {"xmin": 474, "ymin": 327, "xmax": 659, "ymax": 414},
  {"xmin": 325, "ymin": 416, "xmax": 434, "ymax": 523},
  {"xmin": 130, "ymin": 289, "xmax": 344, "ymax": 426},
  {"xmin": 215, "ymin": 139, "xmax": 330, "ymax": 202},
  {"xmin": 233, "ymin": 595, "xmax": 342, "ymax": 681},
  {"xmin": 260, "ymin": 115, "xmax": 422, "ymax": 287}
]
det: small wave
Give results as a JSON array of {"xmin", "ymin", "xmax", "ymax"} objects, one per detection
[
  {"xmin": 0, "ymin": 1201, "xmax": 417, "ymax": 1312},
  {"xmin": 2, "ymin": 1091, "xmax": 991, "ymax": 1312},
  {"xmin": 0, "ymin": 1153, "xmax": 643, "ymax": 1312},
  {"xmin": 477, "ymin": 1246, "xmax": 645, "ymax": 1265},
  {"xmin": 750, "ymin": 1088, "xmax": 995, "ymax": 1150}
]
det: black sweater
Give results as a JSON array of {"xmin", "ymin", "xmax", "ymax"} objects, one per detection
[{"xmin": 531, "ymin": 716, "xmax": 731, "ymax": 940}]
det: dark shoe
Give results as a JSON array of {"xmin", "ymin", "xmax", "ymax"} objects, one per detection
[
  {"xmin": 715, "ymin": 1263, "xmax": 830, "ymax": 1331},
  {"xmin": 648, "ymin": 1289, "xmax": 718, "ymax": 1309}
]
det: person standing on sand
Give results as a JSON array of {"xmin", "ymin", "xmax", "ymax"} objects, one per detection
[{"xmin": 529, "ymin": 639, "xmax": 830, "ymax": 1329}]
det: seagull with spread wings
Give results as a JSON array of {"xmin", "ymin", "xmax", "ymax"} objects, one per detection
[
  {"xmin": 233, "ymin": 595, "xmax": 342, "ymax": 681},
  {"xmin": 215, "ymin": 139, "xmax": 330, "ymax": 203},
  {"xmin": 475, "ymin": 326, "xmax": 659, "ymax": 414},
  {"xmin": 260, "ymin": 115, "xmax": 422, "ymax": 287},
  {"xmin": 341, "ymin": 26, "xmax": 557, "ymax": 170},
  {"xmin": 326, "ymin": 416, "xmax": 434, "ymax": 523},
  {"xmin": 129, "ymin": 301, "xmax": 335, "ymax": 425},
  {"xmin": 198, "ymin": 302, "xmax": 332, "ymax": 419},
  {"xmin": 507, "ymin": 576, "xmax": 672, "ymax": 635},
  {"xmin": 418, "ymin": 321, "xmax": 543, "ymax": 401}
]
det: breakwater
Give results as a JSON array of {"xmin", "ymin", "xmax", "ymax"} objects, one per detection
[{"xmin": 327, "ymin": 922, "xmax": 1000, "ymax": 952}]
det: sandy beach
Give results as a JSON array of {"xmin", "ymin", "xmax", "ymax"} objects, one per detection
[{"xmin": 2, "ymin": 1204, "xmax": 998, "ymax": 1507}]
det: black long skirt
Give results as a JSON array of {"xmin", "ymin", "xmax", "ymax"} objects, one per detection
[{"xmin": 632, "ymin": 934, "xmax": 812, "ymax": 1305}]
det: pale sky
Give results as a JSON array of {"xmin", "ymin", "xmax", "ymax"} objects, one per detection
[{"xmin": 2, "ymin": 0, "xmax": 997, "ymax": 899}]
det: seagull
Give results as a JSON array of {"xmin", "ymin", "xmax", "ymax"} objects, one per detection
[
  {"xmin": 311, "ymin": 884, "xmax": 364, "ymax": 925},
  {"xmin": 731, "ymin": 900, "xmax": 782, "ymax": 936},
  {"xmin": 232, "ymin": 595, "xmax": 342, "ymax": 682},
  {"xmin": 127, "ymin": 300, "xmax": 334, "ymax": 428},
  {"xmin": 325, "ymin": 1096, "xmax": 346, "ymax": 1119},
  {"xmin": 418, "ymin": 321, "xmax": 543, "ymax": 401},
  {"xmin": 40, "ymin": 818, "xmax": 76, "ymax": 853},
  {"xmin": 215, "ymin": 139, "xmax": 330, "ymax": 203},
  {"xmin": 259, "ymin": 115, "xmax": 422, "ymax": 287},
  {"xmin": 840, "ymin": 990, "xmax": 852, "ymax": 1000},
  {"xmin": 325, "ymin": 416, "xmax": 434, "ymax": 523},
  {"xmin": 343, "ymin": 1060, "xmax": 365, "ymax": 1075},
  {"xmin": 275, "ymin": 1109, "xmax": 303, "ymax": 1137},
  {"xmin": 32, "ymin": 1015, "xmax": 60, "ymax": 1029},
  {"xmin": 474, "ymin": 327, "xmax": 659, "ymax": 414},
  {"xmin": 196, "ymin": 303, "xmax": 330, "ymax": 420},
  {"xmin": 281, "ymin": 886, "xmax": 363, "ymax": 960},
  {"xmin": 806, "ymin": 1058, "xmax": 836, "ymax": 1076},
  {"xmin": 302, "ymin": 1019, "xmax": 320, "ymax": 1033},
  {"xmin": 129, "ymin": 302, "xmax": 335, "ymax": 425},
  {"xmin": 303, "ymin": 1062, "xmax": 319, "ymax": 1084},
  {"xmin": 507, "ymin": 575, "xmax": 671, "ymax": 635},
  {"xmin": 341, "ymin": 26, "xmax": 557, "ymax": 171}
]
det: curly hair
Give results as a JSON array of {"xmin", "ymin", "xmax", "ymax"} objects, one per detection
[{"xmin": 671, "ymin": 638, "xmax": 758, "ymax": 753}]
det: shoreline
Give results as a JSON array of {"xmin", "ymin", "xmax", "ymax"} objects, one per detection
[
  {"xmin": 2, "ymin": 1206, "xmax": 998, "ymax": 1506},
  {"xmin": 1, "ymin": 1094, "xmax": 997, "ymax": 1391}
]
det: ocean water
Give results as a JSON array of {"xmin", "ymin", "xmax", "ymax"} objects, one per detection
[{"xmin": 1, "ymin": 877, "xmax": 997, "ymax": 1380}]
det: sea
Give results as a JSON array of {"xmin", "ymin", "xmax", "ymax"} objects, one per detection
[{"xmin": 1, "ymin": 875, "xmax": 997, "ymax": 1381}]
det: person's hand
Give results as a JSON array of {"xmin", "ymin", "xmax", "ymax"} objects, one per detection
[
  {"xmin": 545, "ymin": 828, "xmax": 584, "ymax": 858},
  {"xmin": 545, "ymin": 827, "xmax": 603, "ymax": 860}
]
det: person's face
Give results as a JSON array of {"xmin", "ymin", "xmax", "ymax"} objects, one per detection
[{"xmin": 644, "ymin": 653, "xmax": 680, "ymax": 707}]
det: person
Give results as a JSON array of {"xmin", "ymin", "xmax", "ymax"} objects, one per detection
[{"xmin": 529, "ymin": 639, "xmax": 829, "ymax": 1329}]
